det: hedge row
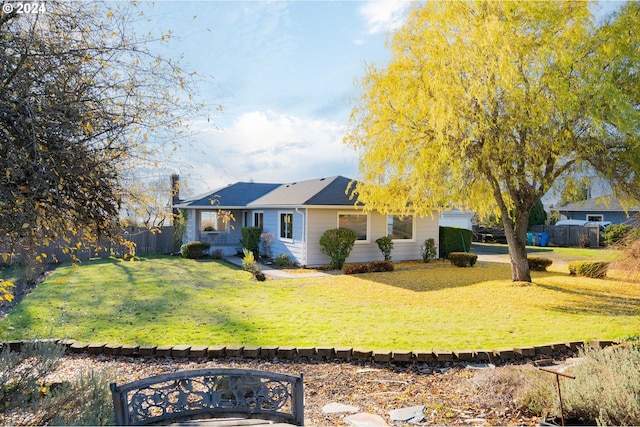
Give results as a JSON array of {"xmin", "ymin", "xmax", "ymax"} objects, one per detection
[{"xmin": 0, "ymin": 339, "xmax": 618, "ymax": 364}]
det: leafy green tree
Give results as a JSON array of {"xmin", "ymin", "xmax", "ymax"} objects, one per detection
[
  {"xmin": 0, "ymin": 1, "xmax": 201, "ymax": 274},
  {"xmin": 346, "ymin": 1, "xmax": 640, "ymax": 282},
  {"xmin": 528, "ymin": 200, "xmax": 547, "ymax": 228}
]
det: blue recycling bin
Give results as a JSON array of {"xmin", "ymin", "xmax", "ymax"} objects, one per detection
[
  {"xmin": 526, "ymin": 232, "xmax": 533, "ymax": 246},
  {"xmin": 540, "ymin": 232, "xmax": 549, "ymax": 247}
]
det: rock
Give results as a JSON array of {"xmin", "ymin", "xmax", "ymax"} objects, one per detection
[
  {"xmin": 322, "ymin": 402, "xmax": 360, "ymax": 414},
  {"xmin": 464, "ymin": 363, "xmax": 496, "ymax": 370},
  {"xmin": 344, "ymin": 413, "xmax": 390, "ymax": 426},
  {"xmin": 389, "ymin": 405, "xmax": 426, "ymax": 424},
  {"xmin": 463, "ymin": 418, "xmax": 488, "ymax": 424}
]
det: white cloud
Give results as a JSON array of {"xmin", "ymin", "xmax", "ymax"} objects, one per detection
[
  {"xmin": 177, "ymin": 110, "xmax": 359, "ymax": 197},
  {"xmin": 360, "ymin": 0, "xmax": 415, "ymax": 35}
]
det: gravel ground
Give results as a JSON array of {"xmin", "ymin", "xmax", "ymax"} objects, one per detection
[{"xmin": 1, "ymin": 353, "xmax": 542, "ymax": 426}]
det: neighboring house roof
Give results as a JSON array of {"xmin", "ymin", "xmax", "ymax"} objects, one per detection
[
  {"xmin": 250, "ymin": 176, "xmax": 359, "ymax": 207},
  {"xmin": 175, "ymin": 182, "xmax": 281, "ymax": 209},
  {"xmin": 556, "ymin": 195, "xmax": 640, "ymax": 212},
  {"xmin": 174, "ymin": 176, "xmax": 359, "ymax": 209}
]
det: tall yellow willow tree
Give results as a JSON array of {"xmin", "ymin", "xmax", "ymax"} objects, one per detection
[{"xmin": 346, "ymin": 1, "xmax": 640, "ymax": 282}]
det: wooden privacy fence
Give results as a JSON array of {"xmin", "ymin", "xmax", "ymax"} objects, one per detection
[
  {"xmin": 529, "ymin": 225, "xmax": 600, "ymax": 247},
  {"xmin": 1, "ymin": 226, "xmax": 177, "ymax": 264}
]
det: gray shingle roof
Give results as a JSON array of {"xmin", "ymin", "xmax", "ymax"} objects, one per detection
[
  {"xmin": 249, "ymin": 176, "xmax": 359, "ymax": 207},
  {"xmin": 557, "ymin": 195, "xmax": 640, "ymax": 212},
  {"xmin": 174, "ymin": 176, "xmax": 360, "ymax": 209},
  {"xmin": 176, "ymin": 182, "xmax": 281, "ymax": 208}
]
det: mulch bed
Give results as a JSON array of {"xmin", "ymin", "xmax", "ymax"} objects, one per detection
[{"xmin": 2, "ymin": 353, "xmax": 542, "ymax": 426}]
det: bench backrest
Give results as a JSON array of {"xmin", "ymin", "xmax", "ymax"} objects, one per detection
[{"xmin": 110, "ymin": 368, "xmax": 304, "ymax": 425}]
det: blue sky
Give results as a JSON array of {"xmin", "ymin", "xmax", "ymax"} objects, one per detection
[
  {"xmin": 137, "ymin": 0, "xmax": 414, "ymax": 197},
  {"xmin": 137, "ymin": 1, "xmax": 624, "ymax": 199}
]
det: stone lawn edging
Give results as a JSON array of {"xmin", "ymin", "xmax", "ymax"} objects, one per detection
[{"xmin": 1, "ymin": 338, "xmax": 618, "ymax": 363}]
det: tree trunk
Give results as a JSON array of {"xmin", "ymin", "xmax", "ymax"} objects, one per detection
[{"xmin": 502, "ymin": 208, "xmax": 532, "ymax": 283}]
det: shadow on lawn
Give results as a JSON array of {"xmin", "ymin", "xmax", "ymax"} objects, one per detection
[
  {"xmin": 537, "ymin": 282, "xmax": 640, "ymax": 316},
  {"xmin": 356, "ymin": 261, "xmax": 514, "ymax": 292}
]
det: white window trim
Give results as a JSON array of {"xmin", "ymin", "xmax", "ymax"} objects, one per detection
[
  {"xmin": 337, "ymin": 212, "xmax": 370, "ymax": 244},
  {"xmin": 278, "ymin": 210, "xmax": 294, "ymax": 242},
  {"xmin": 253, "ymin": 211, "xmax": 264, "ymax": 229},
  {"xmin": 586, "ymin": 214, "xmax": 604, "ymax": 222},
  {"xmin": 386, "ymin": 214, "xmax": 416, "ymax": 242}
]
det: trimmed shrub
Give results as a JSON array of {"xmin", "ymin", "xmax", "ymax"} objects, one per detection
[
  {"xmin": 448, "ymin": 252, "xmax": 478, "ymax": 267},
  {"xmin": 439, "ymin": 226, "xmax": 473, "ymax": 258},
  {"xmin": 602, "ymin": 223, "xmax": 632, "ymax": 246},
  {"xmin": 368, "ymin": 260, "xmax": 394, "ymax": 272},
  {"xmin": 180, "ymin": 241, "xmax": 211, "ymax": 259},
  {"xmin": 568, "ymin": 260, "xmax": 609, "ymax": 279},
  {"xmin": 319, "ymin": 228, "xmax": 358, "ymax": 270},
  {"xmin": 241, "ymin": 227, "xmax": 262, "ymax": 257},
  {"xmin": 273, "ymin": 253, "xmax": 292, "ymax": 268},
  {"xmin": 375, "ymin": 236, "xmax": 394, "ymax": 261},
  {"xmin": 528, "ymin": 257, "xmax": 553, "ymax": 271},
  {"xmin": 343, "ymin": 263, "xmax": 370, "ymax": 275},
  {"xmin": 421, "ymin": 238, "xmax": 437, "ymax": 263}
]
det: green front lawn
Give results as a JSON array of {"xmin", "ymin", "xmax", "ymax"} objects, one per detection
[{"xmin": 1, "ymin": 254, "xmax": 639, "ymax": 350}]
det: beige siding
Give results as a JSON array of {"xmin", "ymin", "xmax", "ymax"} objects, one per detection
[{"xmin": 306, "ymin": 209, "xmax": 439, "ymax": 266}]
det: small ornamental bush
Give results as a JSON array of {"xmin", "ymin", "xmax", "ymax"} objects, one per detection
[
  {"xmin": 421, "ymin": 238, "xmax": 437, "ymax": 263},
  {"xmin": 319, "ymin": 228, "xmax": 358, "ymax": 270},
  {"xmin": 375, "ymin": 236, "xmax": 394, "ymax": 261},
  {"xmin": 241, "ymin": 227, "xmax": 262, "ymax": 257},
  {"xmin": 448, "ymin": 252, "xmax": 478, "ymax": 267},
  {"xmin": 343, "ymin": 263, "xmax": 370, "ymax": 275},
  {"xmin": 368, "ymin": 260, "xmax": 394, "ymax": 272},
  {"xmin": 568, "ymin": 260, "xmax": 609, "ymax": 279},
  {"xmin": 273, "ymin": 253, "xmax": 292, "ymax": 268},
  {"xmin": 602, "ymin": 223, "xmax": 632, "ymax": 246},
  {"xmin": 1, "ymin": 340, "xmax": 66, "ymax": 413},
  {"xmin": 241, "ymin": 248, "xmax": 259, "ymax": 275},
  {"xmin": 180, "ymin": 241, "xmax": 211, "ymax": 259},
  {"xmin": 561, "ymin": 345, "xmax": 640, "ymax": 426},
  {"xmin": 528, "ymin": 257, "xmax": 553, "ymax": 271}
]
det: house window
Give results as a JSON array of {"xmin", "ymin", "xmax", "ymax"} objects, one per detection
[
  {"xmin": 586, "ymin": 214, "xmax": 603, "ymax": 222},
  {"xmin": 254, "ymin": 212, "xmax": 264, "ymax": 231},
  {"xmin": 280, "ymin": 212, "xmax": 293, "ymax": 240},
  {"xmin": 387, "ymin": 215, "xmax": 414, "ymax": 240},
  {"xmin": 338, "ymin": 213, "xmax": 369, "ymax": 241},
  {"xmin": 200, "ymin": 211, "xmax": 226, "ymax": 232}
]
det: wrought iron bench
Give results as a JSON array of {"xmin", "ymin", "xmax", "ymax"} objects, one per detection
[{"xmin": 110, "ymin": 368, "xmax": 304, "ymax": 426}]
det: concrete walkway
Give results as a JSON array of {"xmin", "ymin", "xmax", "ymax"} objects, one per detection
[{"xmin": 224, "ymin": 256, "xmax": 336, "ymax": 280}]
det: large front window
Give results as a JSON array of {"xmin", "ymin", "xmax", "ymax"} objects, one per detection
[
  {"xmin": 280, "ymin": 212, "xmax": 293, "ymax": 240},
  {"xmin": 338, "ymin": 213, "xmax": 369, "ymax": 241},
  {"xmin": 200, "ymin": 211, "xmax": 227, "ymax": 232},
  {"xmin": 387, "ymin": 215, "xmax": 413, "ymax": 240}
]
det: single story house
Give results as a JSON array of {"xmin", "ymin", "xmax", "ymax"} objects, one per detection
[
  {"xmin": 555, "ymin": 195, "xmax": 639, "ymax": 226},
  {"xmin": 174, "ymin": 176, "xmax": 439, "ymax": 267}
]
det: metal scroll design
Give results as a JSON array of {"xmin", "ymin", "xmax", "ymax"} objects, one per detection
[{"xmin": 127, "ymin": 375, "xmax": 292, "ymax": 423}]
